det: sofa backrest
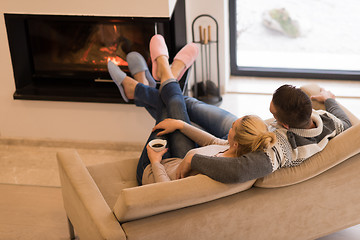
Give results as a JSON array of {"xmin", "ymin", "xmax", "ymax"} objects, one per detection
[{"xmin": 112, "ymin": 175, "xmax": 255, "ymax": 222}]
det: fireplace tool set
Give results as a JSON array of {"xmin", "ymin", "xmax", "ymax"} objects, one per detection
[{"xmin": 192, "ymin": 14, "xmax": 222, "ymax": 105}]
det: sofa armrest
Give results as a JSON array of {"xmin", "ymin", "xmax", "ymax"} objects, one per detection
[{"xmin": 57, "ymin": 150, "xmax": 126, "ymax": 240}]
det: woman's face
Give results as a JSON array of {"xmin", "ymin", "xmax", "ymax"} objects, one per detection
[{"xmin": 228, "ymin": 117, "xmax": 242, "ymax": 147}]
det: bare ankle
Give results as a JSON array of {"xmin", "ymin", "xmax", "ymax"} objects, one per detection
[
  {"xmin": 156, "ymin": 56, "xmax": 174, "ymax": 83},
  {"xmin": 133, "ymin": 72, "xmax": 149, "ymax": 86},
  {"xmin": 122, "ymin": 77, "xmax": 138, "ymax": 99},
  {"xmin": 171, "ymin": 60, "xmax": 185, "ymax": 79},
  {"xmin": 155, "ymin": 56, "xmax": 167, "ymax": 79}
]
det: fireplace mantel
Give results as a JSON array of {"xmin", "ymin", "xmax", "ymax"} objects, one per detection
[{"xmin": 2, "ymin": 0, "xmax": 177, "ymax": 18}]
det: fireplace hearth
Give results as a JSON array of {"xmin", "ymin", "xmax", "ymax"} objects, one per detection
[{"xmin": 5, "ymin": 0, "xmax": 187, "ymax": 103}]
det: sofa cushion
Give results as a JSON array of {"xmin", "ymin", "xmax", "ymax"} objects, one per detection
[
  {"xmin": 255, "ymin": 121, "xmax": 360, "ymax": 188},
  {"xmin": 87, "ymin": 159, "xmax": 138, "ymax": 208},
  {"xmin": 113, "ymin": 174, "xmax": 255, "ymax": 222}
]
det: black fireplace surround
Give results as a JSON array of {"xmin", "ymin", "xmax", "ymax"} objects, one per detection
[{"xmin": 5, "ymin": 0, "xmax": 187, "ymax": 103}]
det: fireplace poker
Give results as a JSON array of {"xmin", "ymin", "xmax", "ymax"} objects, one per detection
[
  {"xmin": 205, "ymin": 24, "xmax": 218, "ymax": 98},
  {"xmin": 208, "ymin": 25, "xmax": 211, "ymax": 84},
  {"xmin": 199, "ymin": 25, "xmax": 206, "ymax": 95},
  {"xmin": 203, "ymin": 27, "xmax": 209, "ymax": 93}
]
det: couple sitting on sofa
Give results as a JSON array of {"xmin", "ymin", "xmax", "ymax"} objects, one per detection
[{"xmin": 108, "ymin": 34, "xmax": 352, "ymax": 186}]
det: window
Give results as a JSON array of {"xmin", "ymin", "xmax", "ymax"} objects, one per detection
[{"xmin": 229, "ymin": 0, "xmax": 360, "ymax": 80}]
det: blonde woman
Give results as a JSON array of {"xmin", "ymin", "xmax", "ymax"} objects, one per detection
[{"xmin": 144, "ymin": 115, "xmax": 276, "ymax": 184}]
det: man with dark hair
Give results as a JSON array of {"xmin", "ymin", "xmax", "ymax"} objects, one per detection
[
  {"xmin": 271, "ymin": 84, "xmax": 313, "ymax": 129},
  {"xmin": 175, "ymin": 84, "xmax": 352, "ymax": 183}
]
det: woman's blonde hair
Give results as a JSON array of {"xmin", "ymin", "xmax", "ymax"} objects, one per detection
[{"xmin": 233, "ymin": 115, "xmax": 276, "ymax": 157}]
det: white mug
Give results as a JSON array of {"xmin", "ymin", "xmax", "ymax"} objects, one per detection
[{"xmin": 148, "ymin": 139, "xmax": 167, "ymax": 152}]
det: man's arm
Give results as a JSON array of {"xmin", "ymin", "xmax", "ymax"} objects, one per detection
[
  {"xmin": 311, "ymin": 88, "xmax": 352, "ymax": 130},
  {"xmin": 178, "ymin": 151, "xmax": 274, "ymax": 183},
  {"xmin": 324, "ymin": 98, "xmax": 352, "ymax": 130}
]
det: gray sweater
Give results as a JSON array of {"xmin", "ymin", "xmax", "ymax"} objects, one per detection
[{"xmin": 191, "ymin": 99, "xmax": 352, "ymax": 183}]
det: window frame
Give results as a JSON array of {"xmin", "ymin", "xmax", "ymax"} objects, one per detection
[{"xmin": 229, "ymin": 0, "xmax": 360, "ymax": 80}]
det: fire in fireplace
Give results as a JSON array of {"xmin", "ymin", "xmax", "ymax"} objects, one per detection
[
  {"xmin": 4, "ymin": 0, "xmax": 187, "ymax": 103},
  {"xmin": 28, "ymin": 16, "xmax": 152, "ymax": 78}
]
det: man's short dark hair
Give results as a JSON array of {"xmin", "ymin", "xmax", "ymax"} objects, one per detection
[{"xmin": 272, "ymin": 85, "xmax": 313, "ymax": 128}]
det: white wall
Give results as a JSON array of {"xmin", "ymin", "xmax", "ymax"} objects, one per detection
[{"xmin": 0, "ymin": 0, "xmax": 228, "ymax": 143}]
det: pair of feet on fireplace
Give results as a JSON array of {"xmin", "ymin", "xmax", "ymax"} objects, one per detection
[{"xmin": 107, "ymin": 34, "xmax": 199, "ymax": 102}]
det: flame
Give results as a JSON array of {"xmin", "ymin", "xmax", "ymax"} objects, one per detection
[
  {"xmin": 107, "ymin": 56, "xmax": 128, "ymax": 66},
  {"xmin": 81, "ymin": 42, "xmax": 94, "ymax": 62},
  {"xmin": 99, "ymin": 46, "xmax": 116, "ymax": 54},
  {"xmin": 77, "ymin": 24, "xmax": 129, "ymax": 68}
]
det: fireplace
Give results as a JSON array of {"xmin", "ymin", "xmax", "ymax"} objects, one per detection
[{"xmin": 4, "ymin": 0, "xmax": 187, "ymax": 103}]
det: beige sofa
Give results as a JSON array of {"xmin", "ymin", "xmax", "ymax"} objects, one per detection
[{"xmin": 57, "ymin": 85, "xmax": 360, "ymax": 240}]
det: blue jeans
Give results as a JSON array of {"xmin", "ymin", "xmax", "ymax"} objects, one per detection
[
  {"xmin": 135, "ymin": 93, "xmax": 238, "ymax": 140},
  {"xmin": 183, "ymin": 96, "xmax": 238, "ymax": 139},
  {"xmin": 135, "ymin": 81, "xmax": 196, "ymax": 185}
]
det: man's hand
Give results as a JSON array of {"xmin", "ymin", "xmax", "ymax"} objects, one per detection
[
  {"xmin": 146, "ymin": 145, "xmax": 168, "ymax": 164},
  {"xmin": 176, "ymin": 153, "xmax": 194, "ymax": 179},
  {"xmin": 311, "ymin": 88, "xmax": 335, "ymax": 103},
  {"xmin": 152, "ymin": 118, "xmax": 184, "ymax": 136}
]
